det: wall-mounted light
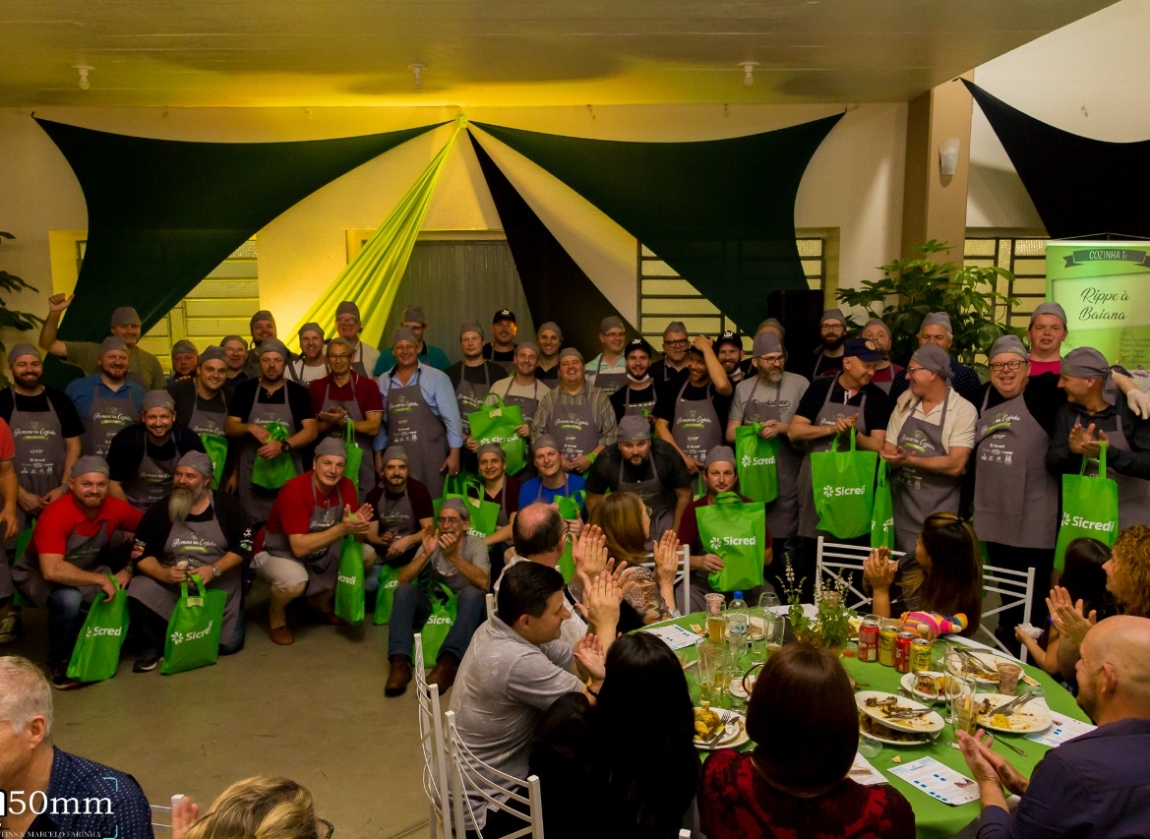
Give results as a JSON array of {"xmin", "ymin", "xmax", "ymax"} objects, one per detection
[
  {"xmin": 939, "ymin": 137, "xmax": 961, "ymax": 176},
  {"xmin": 738, "ymin": 61, "xmax": 759, "ymax": 87},
  {"xmin": 409, "ymin": 63, "xmax": 426, "ymax": 89},
  {"xmin": 73, "ymin": 65, "xmax": 92, "ymax": 91}
]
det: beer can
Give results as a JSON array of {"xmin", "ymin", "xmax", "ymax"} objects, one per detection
[
  {"xmin": 894, "ymin": 630, "xmax": 916, "ymax": 674},
  {"xmin": 910, "ymin": 638, "xmax": 933, "ymax": 673},
  {"xmin": 858, "ymin": 616, "xmax": 880, "ymax": 663}
]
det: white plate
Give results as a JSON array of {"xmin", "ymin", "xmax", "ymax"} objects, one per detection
[
  {"xmin": 858, "ymin": 715, "xmax": 935, "ymax": 746},
  {"xmin": 694, "ymin": 709, "xmax": 749, "ymax": 750},
  {"xmin": 746, "ymin": 616, "xmax": 766, "ymax": 641},
  {"xmin": 946, "ymin": 649, "xmax": 1039, "ymax": 687},
  {"xmin": 856, "ymin": 690, "xmax": 945, "ymax": 734},
  {"xmin": 900, "ymin": 671, "xmax": 947, "ymax": 703},
  {"xmin": 728, "ymin": 673, "xmax": 759, "ymax": 700},
  {"xmin": 973, "ymin": 693, "xmax": 1053, "ymax": 734}
]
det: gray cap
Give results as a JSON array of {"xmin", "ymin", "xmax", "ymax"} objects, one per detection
[
  {"xmin": 178, "ymin": 451, "xmax": 214, "ymax": 478},
  {"xmin": 477, "ymin": 442, "xmax": 506, "ymax": 461},
  {"xmin": 221, "ymin": 334, "xmax": 247, "ymax": 349},
  {"xmin": 989, "ymin": 335, "xmax": 1029, "ymax": 361},
  {"xmin": 820, "ymin": 308, "xmax": 846, "ymax": 326},
  {"xmin": 258, "ymin": 338, "xmax": 290, "ymax": 359},
  {"xmin": 460, "ymin": 320, "xmax": 485, "ymax": 340},
  {"xmin": 100, "ymin": 336, "xmax": 128, "ymax": 356},
  {"xmin": 863, "ymin": 318, "xmax": 892, "ymax": 339},
  {"xmin": 198, "ymin": 346, "xmax": 227, "ymax": 365},
  {"xmin": 617, "ymin": 414, "xmax": 650, "ymax": 442},
  {"xmin": 921, "ymin": 312, "xmax": 952, "ymax": 333},
  {"xmin": 171, "ymin": 339, "xmax": 198, "ymax": 356},
  {"xmin": 381, "ymin": 445, "xmax": 409, "ymax": 465},
  {"xmin": 250, "ymin": 310, "xmax": 275, "ymax": 331},
  {"xmin": 600, "ymin": 315, "xmax": 624, "ymax": 333},
  {"xmin": 559, "ymin": 347, "xmax": 583, "ymax": 362},
  {"xmin": 1062, "ymin": 347, "xmax": 1111, "ymax": 380},
  {"xmin": 141, "ymin": 390, "xmax": 176, "ymax": 412},
  {"xmin": 663, "ymin": 321, "xmax": 688, "ymax": 338},
  {"xmin": 110, "ymin": 306, "xmax": 141, "ymax": 328},
  {"xmin": 327, "ymin": 337, "xmax": 355, "ymax": 354},
  {"xmin": 298, "ymin": 322, "xmax": 325, "ymax": 340},
  {"xmin": 705, "ymin": 446, "xmax": 736, "ymax": 467},
  {"xmin": 8, "ymin": 343, "xmax": 40, "ymax": 366},
  {"xmin": 910, "ymin": 343, "xmax": 954, "ymax": 379},
  {"xmin": 534, "ymin": 434, "xmax": 560, "ymax": 453},
  {"xmin": 1030, "ymin": 302, "xmax": 1067, "ymax": 325},
  {"xmin": 537, "ymin": 322, "xmax": 563, "ymax": 341},
  {"xmin": 440, "ymin": 497, "xmax": 471, "ymax": 521},
  {"xmin": 314, "ymin": 437, "xmax": 347, "ymax": 460},
  {"xmin": 402, "ymin": 304, "xmax": 426, "ymax": 324},
  {"xmin": 756, "ymin": 318, "xmax": 785, "ymax": 338},
  {"xmin": 516, "ymin": 341, "xmax": 540, "ymax": 358},
  {"xmin": 393, "ymin": 326, "xmax": 419, "ymax": 347},
  {"xmin": 753, "ymin": 332, "xmax": 783, "ymax": 357},
  {"xmin": 336, "ymin": 301, "xmax": 361, "ymax": 320},
  {"xmin": 72, "ymin": 455, "xmax": 109, "ymax": 477}
]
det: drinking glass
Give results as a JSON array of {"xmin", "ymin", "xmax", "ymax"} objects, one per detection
[
  {"xmin": 758, "ymin": 592, "xmax": 781, "ymax": 613},
  {"xmin": 764, "ymin": 612, "xmax": 786, "ymax": 660},
  {"xmin": 698, "ymin": 642, "xmax": 726, "ymax": 705}
]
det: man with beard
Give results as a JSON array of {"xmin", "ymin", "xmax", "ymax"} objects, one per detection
[
  {"xmin": 64, "ymin": 337, "xmax": 146, "ymax": 458},
  {"xmin": 449, "ymin": 322, "xmax": 511, "ymax": 469},
  {"xmin": 287, "ymin": 322, "xmax": 329, "ymax": 385},
  {"xmin": 220, "ymin": 334, "xmax": 250, "ymax": 389},
  {"xmin": 226, "ymin": 339, "xmax": 318, "ymax": 524},
  {"xmin": 483, "ymin": 309, "xmax": 519, "ymax": 374},
  {"xmin": 241, "ymin": 310, "xmax": 290, "ymax": 379},
  {"xmin": 714, "ymin": 330, "xmax": 747, "ymax": 385},
  {"xmin": 654, "ymin": 337, "xmax": 732, "ymax": 474},
  {"xmin": 609, "ymin": 337, "xmax": 659, "ymax": 424},
  {"xmin": 888, "ymin": 312, "xmax": 983, "ymax": 404},
  {"xmin": 535, "ymin": 321, "xmax": 563, "ymax": 383},
  {"xmin": 106, "ymin": 390, "xmax": 206, "ymax": 513},
  {"xmin": 39, "ymin": 295, "xmax": 165, "ymax": 390},
  {"xmin": 649, "ymin": 321, "xmax": 690, "ymax": 401},
  {"xmin": 373, "ymin": 304, "xmax": 451, "ymax": 375},
  {"xmin": 364, "ymin": 445, "xmax": 434, "ymax": 597},
  {"xmin": 11, "ymin": 456, "xmax": 141, "ymax": 688},
  {"xmin": 957, "ymin": 616, "xmax": 1150, "ymax": 839},
  {"xmin": 333, "ymin": 300, "xmax": 380, "ymax": 377},
  {"xmin": 253, "ymin": 437, "xmax": 375, "ymax": 644},
  {"xmin": 310, "ymin": 337, "xmax": 383, "ymax": 502},
  {"xmin": 167, "ymin": 345, "xmax": 234, "ymax": 492},
  {"xmin": 806, "ymin": 308, "xmax": 848, "ymax": 380},
  {"xmin": 860, "ymin": 318, "xmax": 904, "ymax": 394},
  {"xmin": 585, "ymin": 315, "xmax": 629, "ymax": 395},
  {"xmin": 166, "ymin": 340, "xmax": 199, "ymax": 384},
  {"xmin": 126, "ymin": 451, "xmax": 251, "ymax": 671},
  {"xmin": 532, "ymin": 349, "xmax": 618, "ymax": 476}
]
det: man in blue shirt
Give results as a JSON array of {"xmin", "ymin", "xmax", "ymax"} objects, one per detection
[
  {"xmin": 373, "ymin": 304, "xmax": 451, "ymax": 375},
  {"xmin": 64, "ymin": 337, "xmax": 146, "ymax": 458},
  {"xmin": 517, "ymin": 434, "xmax": 586, "ymax": 511},
  {"xmin": 0, "ymin": 656, "xmax": 153, "ymax": 838}
]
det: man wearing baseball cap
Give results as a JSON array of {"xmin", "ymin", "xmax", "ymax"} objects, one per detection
[
  {"xmin": 860, "ymin": 319, "xmax": 903, "ymax": 393},
  {"xmin": 38, "ymin": 295, "xmax": 165, "ymax": 390},
  {"xmin": 654, "ymin": 335, "xmax": 732, "ymax": 474},
  {"xmin": 609, "ymin": 337, "xmax": 659, "ymax": 423},
  {"xmin": 373, "ymin": 304, "xmax": 450, "ymax": 375},
  {"xmin": 483, "ymin": 309, "xmax": 519, "ymax": 374},
  {"xmin": 714, "ymin": 330, "xmax": 747, "ymax": 385},
  {"xmin": 166, "ymin": 339, "xmax": 199, "ymax": 385},
  {"xmin": 1027, "ymin": 302, "xmax": 1069, "ymax": 377},
  {"xmin": 882, "ymin": 342, "xmax": 977, "ymax": 554},
  {"xmin": 806, "ymin": 309, "xmax": 848, "ymax": 380},
  {"xmin": 106, "ymin": 390, "xmax": 206, "ymax": 512},
  {"xmin": 888, "ymin": 312, "xmax": 982, "ymax": 404},
  {"xmin": 63, "ymin": 337, "xmax": 146, "ymax": 458},
  {"xmin": 585, "ymin": 315, "xmax": 629, "ymax": 396},
  {"xmin": 333, "ymin": 300, "xmax": 380, "ymax": 377}
]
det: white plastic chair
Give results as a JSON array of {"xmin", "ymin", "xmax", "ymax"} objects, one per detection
[
  {"xmin": 638, "ymin": 543, "xmax": 691, "ymax": 616},
  {"xmin": 414, "ymin": 633, "xmax": 453, "ymax": 839},
  {"xmin": 815, "ymin": 537, "xmax": 905, "ymax": 612},
  {"xmin": 486, "ymin": 592, "xmax": 496, "ymax": 621},
  {"xmin": 445, "ymin": 709, "xmax": 544, "ymax": 839},
  {"xmin": 150, "ymin": 802, "xmax": 172, "ymax": 833},
  {"xmin": 978, "ymin": 563, "xmax": 1036, "ymax": 664}
]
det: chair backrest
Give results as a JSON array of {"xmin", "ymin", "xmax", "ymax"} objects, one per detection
[
  {"xmin": 150, "ymin": 803, "xmax": 172, "ymax": 833},
  {"xmin": 816, "ymin": 537, "xmax": 904, "ymax": 612},
  {"xmin": 415, "ymin": 634, "xmax": 453, "ymax": 839},
  {"xmin": 486, "ymin": 592, "xmax": 496, "ymax": 621},
  {"xmin": 637, "ymin": 544, "xmax": 691, "ymax": 616},
  {"xmin": 978, "ymin": 563, "xmax": 1036, "ymax": 664},
  {"xmin": 444, "ymin": 709, "xmax": 544, "ymax": 839}
]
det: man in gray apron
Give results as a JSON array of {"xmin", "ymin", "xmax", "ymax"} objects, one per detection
[
  {"xmin": 861, "ymin": 319, "xmax": 904, "ymax": 394},
  {"xmin": 654, "ymin": 337, "xmax": 732, "ymax": 474},
  {"xmin": 63, "ymin": 337, "xmax": 145, "ymax": 459},
  {"xmin": 226, "ymin": 338, "xmax": 318, "ymax": 524},
  {"xmin": 334, "ymin": 300, "xmax": 380, "ymax": 378},
  {"xmin": 485, "ymin": 342, "xmax": 546, "ymax": 479},
  {"xmin": 253, "ymin": 437, "xmax": 375, "ymax": 645},
  {"xmin": 609, "ymin": 338, "xmax": 659, "ymax": 424},
  {"xmin": 373, "ymin": 304, "xmax": 451, "ymax": 375},
  {"xmin": 167, "ymin": 345, "xmax": 233, "ymax": 492},
  {"xmin": 586, "ymin": 414, "xmax": 692, "ymax": 544},
  {"xmin": 377, "ymin": 327, "xmax": 462, "ymax": 498},
  {"xmin": 585, "ymin": 315, "xmax": 629, "ymax": 396},
  {"xmin": 531, "ymin": 348, "xmax": 618, "ymax": 476},
  {"xmin": 126, "ymin": 452, "xmax": 251, "ymax": 671},
  {"xmin": 287, "ymin": 322, "xmax": 329, "ymax": 386},
  {"xmin": 11, "ymin": 455, "xmax": 142, "ymax": 688},
  {"xmin": 726, "ymin": 331, "xmax": 810, "ymax": 564},
  {"xmin": 476, "ymin": 442, "xmax": 521, "ymax": 565},
  {"xmin": 310, "ymin": 337, "xmax": 383, "ymax": 503},
  {"xmin": 365, "ymin": 445, "xmax": 435, "ymax": 596},
  {"xmin": 166, "ymin": 339, "xmax": 199, "ymax": 385},
  {"xmin": 107, "ymin": 390, "xmax": 206, "ymax": 512},
  {"xmin": 39, "ymin": 295, "xmax": 165, "ymax": 390},
  {"xmin": 1048, "ymin": 346, "xmax": 1150, "ymax": 529},
  {"xmin": 883, "ymin": 342, "xmax": 976, "ymax": 555},
  {"xmin": 449, "ymin": 321, "xmax": 508, "ymax": 472}
]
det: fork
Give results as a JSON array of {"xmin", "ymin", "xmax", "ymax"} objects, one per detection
[
  {"xmin": 989, "ymin": 694, "xmax": 1033, "ymax": 717},
  {"xmin": 955, "ymin": 647, "xmax": 998, "ymax": 676}
]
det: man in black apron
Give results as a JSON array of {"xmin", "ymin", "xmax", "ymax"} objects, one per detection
[
  {"xmin": 609, "ymin": 338, "xmax": 659, "ymax": 424},
  {"xmin": 586, "ymin": 415, "xmax": 692, "ymax": 544},
  {"xmin": 166, "ymin": 339, "xmax": 199, "ymax": 385},
  {"xmin": 535, "ymin": 322, "xmax": 563, "ymax": 383},
  {"xmin": 378, "ymin": 327, "xmax": 462, "ymax": 498},
  {"xmin": 11, "ymin": 455, "xmax": 142, "ymax": 688},
  {"xmin": 287, "ymin": 322, "xmax": 329, "ymax": 386},
  {"xmin": 334, "ymin": 300, "xmax": 380, "ymax": 377},
  {"xmin": 531, "ymin": 348, "xmax": 618, "ymax": 476},
  {"xmin": 253, "ymin": 437, "xmax": 375, "ymax": 644},
  {"xmin": 649, "ymin": 321, "xmax": 691, "ymax": 403},
  {"xmin": 310, "ymin": 337, "xmax": 383, "ymax": 502},
  {"xmin": 883, "ymin": 342, "xmax": 977, "ymax": 555},
  {"xmin": 63, "ymin": 337, "xmax": 145, "ymax": 459},
  {"xmin": 107, "ymin": 390, "xmax": 206, "ymax": 513},
  {"xmin": 483, "ymin": 309, "xmax": 520, "ymax": 374},
  {"xmin": 450, "ymin": 321, "xmax": 510, "ymax": 473},
  {"xmin": 126, "ymin": 451, "xmax": 251, "ymax": 671},
  {"xmin": 585, "ymin": 315, "xmax": 629, "ymax": 396},
  {"xmin": 654, "ymin": 337, "xmax": 732, "ymax": 474},
  {"xmin": 39, "ymin": 296, "xmax": 165, "ymax": 390},
  {"xmin": 714, "ymin": 331, "xmax": 747, "ymax": 385},
  {"xmin": 167, "ymin": 345, "xmax": 234, "ymax": 492}
]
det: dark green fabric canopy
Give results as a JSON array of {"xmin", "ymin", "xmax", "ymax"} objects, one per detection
[{"xmin": 472, "ymin": 115, "xmax": 842, "ymax": 325}]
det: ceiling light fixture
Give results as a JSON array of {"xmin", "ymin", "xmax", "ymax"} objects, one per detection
[
  {"xmin": 738, "ymin": 61, "xmax": 759, "ymax": 87},
  {"xmin": 73, "ymin": 65, "xmax": 92, "ymax": 91},
  {"xmin": 409, "ymin": 63, "xmax": 427, "ymax": 89}
]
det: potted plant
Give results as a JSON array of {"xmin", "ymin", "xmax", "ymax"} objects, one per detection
[
  {"xmin": 779, "ymin": 556, "xmax": 856, "ymax": 653},
  {"xmin": 0, "ymin": 231, "xmax": 44, "ymax": 389}
]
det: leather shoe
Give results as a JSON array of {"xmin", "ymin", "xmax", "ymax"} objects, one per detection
[
  {"xmin": 321, "ymin": 610, "xmax": 346, "ymax": 626},
  {"xmin": 427, "ymin": 655, "xmax": 459, "ymax": 693},
  {"xmin": 269, "ymin": 624, "xmax": 294, "ymax": 646},
  {"xmin": 385, "ymin": 655, "xmax": 413, "ymax": 697}
]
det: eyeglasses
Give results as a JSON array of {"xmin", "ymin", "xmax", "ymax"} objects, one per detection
[
  {"xmin": 988, "ymin": 360, "xmax": 1025, "ymax": 372},
  {"xmin": 318, "ymin": 817, "xmax": 334, "ymax": 839},
  {"xmin": 664, "ymin": 339, "xmax": 689, "ymax": 348},
  {"xmin": 437, "ymin": 516, "xmax": 464, "ymax": 525},
  {"xmin": 906, "ymin": 366, "xmax": 927, "ymax": 376},
  {"xmin": 759, "ymin": 355, "xmax": 784, "ymax": 365},
  {"xmin": 336, "ymin": 317, "xmax": 359, "ymax": 325},
  {"xmin": 327, "ymin": 353, "xmax": 351, "ymax": 361}
]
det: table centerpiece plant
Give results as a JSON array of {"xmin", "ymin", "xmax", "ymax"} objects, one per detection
[{"xmin": 779, "ymin": 556, "xmax": 856, "ymax": 653}]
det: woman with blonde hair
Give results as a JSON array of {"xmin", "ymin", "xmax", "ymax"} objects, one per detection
[
  {"xmin": 171, "ymin": 775, "xmax": 328, "ymax": 839},
  {"xmin": 587, "ymin": 491, "xmax": 678, "ymax": 624}
]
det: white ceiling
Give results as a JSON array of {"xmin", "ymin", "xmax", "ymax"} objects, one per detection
[{"xmin": 0, "ymin": 0, "xmax": 1118, "ymax": 108}]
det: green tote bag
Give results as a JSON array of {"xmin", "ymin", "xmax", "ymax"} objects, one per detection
[
  {"xmin": 810, "ymin": 427, "xmax": 877, "ymax": 539},
  {"xmin": 342, "ymin": 420, "xmax": 364, "ymax": 483},
  {"xmin": 555, "ymin": 491, "xmax": 586, "ymax": 583},
  {"xmin": 735, "ymin": 424, "xmax": 780, "ymax": 504},
  {"xmin": 162, "ymin": 576, "xmax": 226, "ymax": 675},
  {"xmin": 1054, "ymin": 443, "xmax": 1119, "ymax": 572},
  {"xmin": 870, "ymin": 459, "xmax": 896, "ymax": 550},
  {"xmin": 251, "ymin": 422, "xmax": 296, "ymax": 490},
  {"xmin": 199, "ymin": 433, "xmax": 228, "ymax": 490},
  {"xmin": 66, "ymin": 576, "xmax": 129, "ymax": 683},
  {"xmin": 697, "ymin": 492, "xmax": 767, "ymax": 592},
  {"xmin": 420, "ymin": 583, "xmax": 458, "ymax": 664},
  {"xmin": 373, "ymin": 563, "xmax": 403, "ymax": 625},
  {"xmin": 468, "ymin": 401, "xmax": 527, "ymax": 476},
  {"xmin": 334, "ymin": 534, "xmax": 366, "ymax": 624}
]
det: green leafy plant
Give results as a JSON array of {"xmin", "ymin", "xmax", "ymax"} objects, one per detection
[
  {"xmin": 0, "ymin": 232, "xmax": 45, "ymax": 389},
  {"xmin": 779, "ymin": 556, "xmax": 856, "ymax": 651},
  {"xmin": 835, "ymin": 239, "xmax": 1023, "ymax": 370}
]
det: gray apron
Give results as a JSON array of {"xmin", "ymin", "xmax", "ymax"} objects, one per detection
[
  {"xmin": 386, "ymin": 371, "xmax": 449, "ymax": 498},
  {"xmin": 12, "ymin": 521, "xmax": 113, "ymax": 608},
  {"xmin": 742, "ymin": 377, "xmax": 802, "ymax": 539},
  {"xmin": 320, "ymin": 377, "xmax": 375, "ymax": 503},
  {"xmin": 891, "ymin": 393, "xmax": 960, "ymax": 554},
  {"xmin": 455, "ymin": 365, "xmax": 492, "ymax": 438},
  {"xmin": 797, "ymin": 382, "xmax": 866, "ymax": 539},
  {"xmin": 375, "ymin": 487, "xmax": 420, "ymax": 540},
  {"xmin": 618, "ymin": 454, "xmax": 676, "ymax": 543},
  {"xmin": 620, "ymin": 382, "xmax": 657, "ymax": 420},
  {"xmin": 591, "ymin": 358, "xmax": 628, "ymax": 396},
  {"xmin": 9, "ymin": 395, "xmax": 67, "ymax": 532},
  {"xmin": 671, "ymin": 380, "xmax": 722, "ymax": 464},
  {"xmin": 238, "ymin": 389, "xmax": 302, "ymax": 523},
  {"xmin": 81, "ymin": 384, "xmax": 136, "ymax": 458},
  {"xmin": 975, "ymin": 390, "xmax": 1058, "ymax": 548},
  {"xmin": 553, "ymin": 392, "xmax": 600, "ymax": 461},
  {"xmin": 262, "ymin": 480, "xmax": 343, "ymax": 595},
  {"xmin": 122, "ymin": 440, "xmax": 179, "ymax": 512},
  {"xmin": 485, "ymin": 480, "xmax": 514, "ymax": 529},
  {"xmin": 499, "ymin": 381, "xmax": 545, "ymax": 480},
  {"xmin": 350, "ymin": 342, "xmax": 369, "ymax": 378},
  {"xmin": 1084, "ymin": 413, "xmax": 1150, "ymax": 527},
  {"xmin": 126, "ymin": 501, "xmax": 242, "ymax": 644}
]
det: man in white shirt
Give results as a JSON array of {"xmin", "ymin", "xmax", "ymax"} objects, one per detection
[{"xmin": 288, "ymin": 322, "xmax": 328, "ymax": 385}]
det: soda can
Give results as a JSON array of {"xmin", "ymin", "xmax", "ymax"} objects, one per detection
[
  {"xmin": 911, "ymin": 638, "xmax": 933, "ymax": 673},
  {"xmin": 858, "ymin": 616, "xmax": 880, "ymax": 662},
  {"xmin": 894, "ymin": 630, "xmax": 916, "ymax": 674}
]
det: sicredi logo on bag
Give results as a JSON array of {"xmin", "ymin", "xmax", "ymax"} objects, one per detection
[
  {"xmin": 338, "ymin": 573, "xmax": 359, "ymax": 585},
  {"xmin": 1061, "ymin": 513, "xmax": 1114, "ymax": 532},
  {"xmin": 740, "ymin": 454, "xmax": 775, "ymax": 468},
  {"xmin": 84, "ymin": 625, "xmax": 123, "ymax": 639},
  {"xmin": 169, "ymin": 621, "xmax": 213, "ymax": 646},
  {"xmin": 822, "ymin": 485, "xmax": 865, "ymax": 498},
  {"xmin": 426, "ymin": 614, "xmax": 452, "ymax": 626},
  {"xmin": 707, "ymin": 536, "xmax": 757, "ymax": 552}
]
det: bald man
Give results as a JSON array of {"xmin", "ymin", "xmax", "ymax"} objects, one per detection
[{"xmin": 958, "ymin": 615, "xmax": 1150, "ymax": 838}]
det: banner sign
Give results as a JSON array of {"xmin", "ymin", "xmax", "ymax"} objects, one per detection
[{"xmin": 1046, "ymin": 240, "xmax": 1150, "ymax": 367}]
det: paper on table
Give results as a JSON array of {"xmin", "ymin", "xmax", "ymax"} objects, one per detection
[
  {"xmin": 888, "ymin": 757, "xmax": 980, "ymax": 806},
  {"xmin": 1025, "ymin": 711, "xmax": 1096, "ymax": 747},
  {"xmin": 848, "ymin": 752, "xmax": 887, "ymax": 787},
  {"xmin": 644, "ymin": 623, "xmax": 702, "ymax": 651}
]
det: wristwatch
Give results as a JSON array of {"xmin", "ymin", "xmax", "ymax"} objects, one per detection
[
  {"xmin": 281, "ymin": 439, "xmax": 292, "ymax": 453},
  {"xmin": 211, "ymin": 564, "xmax": 222, "ymax": 578}
]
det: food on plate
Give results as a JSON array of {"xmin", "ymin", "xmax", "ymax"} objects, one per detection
[
  {"xmin": 914, "ymin": 674, "xmax": 946, "ymax": 697},
  {"xmin": 859, "ymin": 715, "xmax": 930, "ymax": 743},
  {"xmin": 864, "ymin": 695, "xmax": 899, "ymax": 711},
  {"xmin": 694, "ymin": 706, "xmax": 723, "ymax": 740},
  {"xmin": 990, "ymin": 713, "xmax": 1012, "ymax": 730}
]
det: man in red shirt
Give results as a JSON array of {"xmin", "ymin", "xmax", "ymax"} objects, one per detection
[
  {"xmin": 10, "ymin": 455, "xmax": 141, "ymax": 689},
  {"xmin": 0, "ymin": 415, "xmax": 20, "ymax": 643},
  {"xmin": 252, "ymin": 437, "xmax": 374, "ymax": 645}
]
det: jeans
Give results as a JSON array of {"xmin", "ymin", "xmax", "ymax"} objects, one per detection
[
  {"xmin": 129, "ymin": 598, "xmax": 246, "ymax": 657},
  {"xmin": 47, "ymin": 587, "xmax": 85, "ymax": 667},
  {"xmin": 364, "ymin": 545, "xmax": 419, "ymax": 599},
  {"xmin": 387, "ymin": 582, "xmax": 486, "ymax": 664}
]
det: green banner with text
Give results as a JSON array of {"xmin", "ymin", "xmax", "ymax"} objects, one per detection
[{"xmin": 1046, "ymin": 240, "xmax": 1150, "ymax": 367}]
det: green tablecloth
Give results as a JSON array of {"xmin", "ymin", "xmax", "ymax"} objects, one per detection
[{"xmin": 649, "ymin": 612, "xmax": 1091, "ymax": 839}]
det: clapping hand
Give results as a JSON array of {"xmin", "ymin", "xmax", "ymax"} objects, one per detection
[
  {"xmin": 574, "ymin": 632, "xmax": 607, "ymax": 684},
  {"xmin": 956, "ymin": 730, "xmax": 1030, "ymax": 796},
  {"xmin": 573, "ymin": 523, "xmax": 608, "ymax": 577},
  {"xmin": 653, "ymin": 530, "xmax": 681, "ymax": 588},
  {"xmin": 1069, "ymin": 422, "xmax": 1102, "ymax": 458},
  {"xmin": 575, "ymin": 567, "xmax": 622, "ymax": 633},
  {"xmin": 1046, "ymin": 585, "xmax": 1096, "ymax": 647},
  {"xmin": 863, "ymin": 547, "xmax": 897, "ymax": 591},
  {"xmin": 343, "ymin": 503, "xmax": 374, "ymax": 536}
]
